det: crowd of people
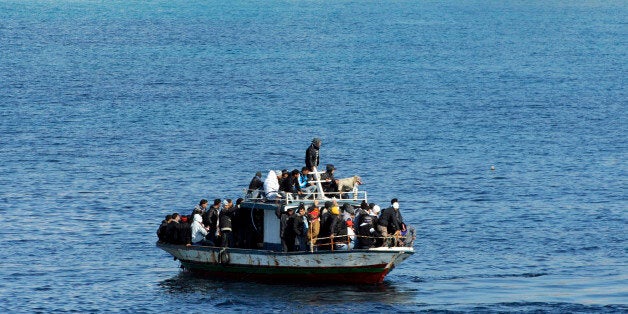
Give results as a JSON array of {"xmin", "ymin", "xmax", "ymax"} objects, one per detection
[
  {"xmin": 277, "ymin": 198, "xmax": 415, "ymax": 252},
  {"xmin": 156, "ymin": 198, "xmax": 253, "ymax": 248},
  {"xmin": 156, "ymin": 197, "xmax": 416, "ymax": 252},
  {"xmin": 156, "ymin": 138, "xmax": 416, "ymax": 251}
]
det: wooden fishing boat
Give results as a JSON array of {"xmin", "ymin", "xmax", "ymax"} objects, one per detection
[{"xmin": 157, "ymin": 167, "xmax": 414, "ymax": 284}]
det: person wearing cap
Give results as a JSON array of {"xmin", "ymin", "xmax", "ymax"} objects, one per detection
[{"xmin": 305, "ymin": 137, "xmax": 322, "ymax": 172}]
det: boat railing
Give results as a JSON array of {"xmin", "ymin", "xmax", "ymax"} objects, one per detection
[
  {"xmin": 243, "ymin": 188, "xmax": 368, "ymax": 205},
  {"xmin": 243, "ymin": 166, "xmax": 368, "ymax": 205},
  {"xmin": 308, "ymin": 232, "xmax": 412, "ymax": 252}
]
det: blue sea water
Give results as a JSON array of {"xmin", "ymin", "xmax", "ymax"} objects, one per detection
[{"xmin": 0, "ymin": 0, "xmax": 626, "ymax": 312}]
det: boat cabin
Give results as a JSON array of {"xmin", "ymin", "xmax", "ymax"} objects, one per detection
[{"xmin": 239, "ymin": 169, "xmax": 367, "ymax": 251}]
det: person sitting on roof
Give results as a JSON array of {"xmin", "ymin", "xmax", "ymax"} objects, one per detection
[
  {"xmin": 299, "ymin": 167, "xmax": 318, "ymax": 199},
  {"xmin": 320, "ymin": 164, "xmax": 339, "ymax": 195},
  {"xmin": 247, "ymin": 172, "xmax": 264, "ymax": 198},
  {"xmin": 278, "ymin": 169, "xmax": 290, "ymax": 193},
  {"xmin": 264, "ymin": 170, "xmax": 284, "ymax": 201},
  {"xmin": 283, "ymin": 169, "xmax": 301, "ymax": 196}
]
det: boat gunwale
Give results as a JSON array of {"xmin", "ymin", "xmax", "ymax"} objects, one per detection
[{"xmin": 156, "ymin": 241, "xmax": 414, "ymax": 256}]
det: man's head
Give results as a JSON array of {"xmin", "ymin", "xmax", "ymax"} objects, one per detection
[
  {"xmin": 326, "ymin": 164, "xmax": 336, "ymax": 173},
  {"xmin": 199, "ymin": 199, "xmax": 208, "ymax": 209},
  {"xmin": 391, "ymin": 198, "xmax": 399, "ymax": 210},
  {"xmin": 171, "ymin": 213, "xmax": 181, "ymax": 222},
  {"xmin": 312, "ymin": 137, "xmax": 322, "ymax": 148},
  {"xmin": 224, "ymin": 199, "xmax": 233, "ymax": 208}
]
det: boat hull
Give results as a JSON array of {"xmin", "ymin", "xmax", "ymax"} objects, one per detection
[{"xmin": 157, "ymin": 242, "xmax": 413, "ymax": 284}]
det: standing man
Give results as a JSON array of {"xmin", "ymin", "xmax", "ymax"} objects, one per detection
[
  {"xmin": 293, "ymin": 203, "xmax": 309, "ymax": 251},
  {"xmin": 219, "ymin": 199, "xmax": 236, "ymax": 247},
  {"xmin": 305, "ymin": 137, "xmax": 321, "ymax": 171},
  {"xmin": 193, "ymin": 199, "xmax": 209, "ymax": 216},
  {"xmin": 203, "ymin": 199, "xmax": 221, "ymax": 245},
  {"xmin": 377, "ymin": 198, "xmax": 403, "ymax": 247}
]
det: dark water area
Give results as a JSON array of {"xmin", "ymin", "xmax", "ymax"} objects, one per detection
[{"xmin": 0, "ymin": 0, "xmax": 626, "ymax": 312}]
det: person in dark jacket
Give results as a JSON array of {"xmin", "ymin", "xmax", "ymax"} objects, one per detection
[
  {"xmin": 247, "ymin": 172, "xmax": 264, "ymax": 198},
  {"xmin": 203, "ymin": 199, "xmax": 221, "ymax": 245},
  {"xmin": 165, "ymin": 213, "xmax": 181, "ymax": 244},
  {"xmin": 157, "ymin": 214, "xmax": 172, "ymax": 242},
  {"xmin": 328, "ymin": 205, "xmax": 347, "ymax": 248},
  {"xmin": 377, "ymin": 198, "xmax": 403, "ymax": 247},
  {"xmin": 317, "ymin": 202, "xmax": 334, "ymax": 250},
  {"xmin": 279, "ymin": 169, "xmax": 291, "ymax": 193},
  {"xmin": 305, "ymin": 137, "xmax": 321, "ymax": 171},
  {"xmin": 232, "ymin": 198, "xmax": 245, "ymax": 248},
  {"xmin": 287, "ymin": 169, "xmax": 305, "ymax": 197},
  {"xmin": 293, "ymin": 203, "xmax": 309, "ymax": 251},
  {"xmin": 192, "ymin": 199, "xmax": 209, "ymax": 217},
  {"xmin": 357, "ymin": 212, "xmax": 377, "ymax": 249},
  {"xmin": 219, "ymin": 199, "xmax": 236, "ymax": 247},
  {"xmin": 177, "ymin": 215, "xmax": 192, "ymax": 246},
  {"xmin": 320, "ymin": 164, "xmax": 339, "ymax": 194},
  {"xmin": 280, "ymin": 207, "xmax": 296, "ymax": 252}
]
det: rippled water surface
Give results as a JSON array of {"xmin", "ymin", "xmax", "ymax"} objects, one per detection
[{"xmin": 0, "ymin": 0, "xmax": 626, "ymax": 312}]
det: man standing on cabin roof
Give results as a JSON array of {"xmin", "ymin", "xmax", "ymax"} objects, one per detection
[{"xmin": 305, "ymin": 137, "xmax": 321, "ymax": 172}]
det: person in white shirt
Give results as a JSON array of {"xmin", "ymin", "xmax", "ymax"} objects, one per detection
[{"xmin": 190, "ymin": 214, "xmax": 211, "ymax": 246}]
